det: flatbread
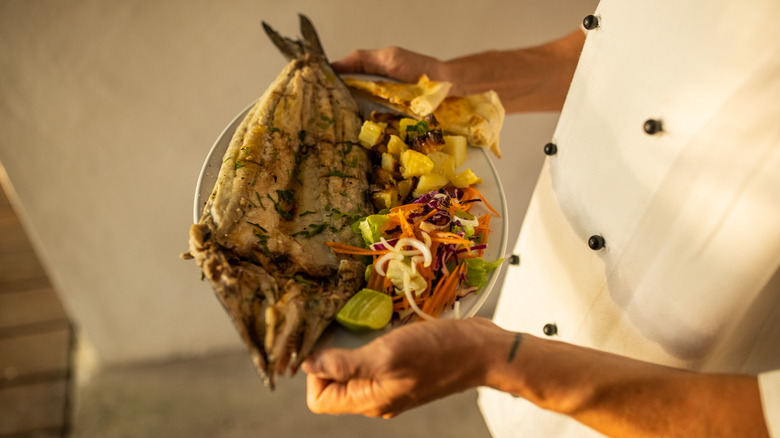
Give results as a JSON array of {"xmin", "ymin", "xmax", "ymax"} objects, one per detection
[
  {"xmin": 344, "ymin": 74, "xmax": 451, "ymax": 117},
  {"xmin": 433, "ymin": 91, "xmax": 505, "ymax": 158}
]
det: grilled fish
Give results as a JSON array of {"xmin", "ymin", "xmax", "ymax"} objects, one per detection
[{"xmin": 183, "ymin": 15, "xmax": 371, "ymax": 389}]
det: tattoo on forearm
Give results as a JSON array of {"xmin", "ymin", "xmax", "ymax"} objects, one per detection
[{"xmin": 507, "ymin": 332, "xmax": 523, "ymax": 363}]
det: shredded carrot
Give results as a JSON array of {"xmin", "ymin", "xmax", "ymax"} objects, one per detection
[
  {"xmin": 430, "ymin": 232, "xmax": 475, "ymax": 248},
  {"xmin": 477, "ymin": 214, "xmax": 492, "ymax": 248},
  {"xmin": 390, "ymin": 203, "xmax": 425, "ymax": 213},
  {"xmin": 396, "ymin": 210, "xmax": 415, "ymax": 238},
  {"xmin": 419, "ymin": 208, "xmax": 439, "ymax": 223},
  {"xmin": 431, "ymin": 237, "xmax": 474, "ymax": 247},
  {"xmin": 382, "ymin": 273, "xmax": 394, "ymax": 294},
  {"xmin": 421, "ymin": 263, "xmax": 465, "ymax": 318},
  {"xmin": 463, "ymin": 186, "xmax": 500, "ymax": 217},
  {"xmin": 324, "ymin": 241, "xmax": 390, "ymax": 256},
  {"xmin": 415, "ymin": 263, "xmax": 436, "ymax": 292},
  {"xmin": 366, "ymin": 265, "xmax": 384, "ymax": 291},
  {"xmin": 392, "ymin": 292, "xmax": 410, "ymax": 312},
  {"xmin": 431, "ymin": 231, "xmax": 468, "ymax": 240},
  {"xmin": 451, "ymin": 199, "xmax": 473, "ymax": 214}
]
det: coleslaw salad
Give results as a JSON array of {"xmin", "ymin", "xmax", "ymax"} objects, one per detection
[{"xmin": 326, "ymin": 186, "xmax": 504, "ymax": 324}]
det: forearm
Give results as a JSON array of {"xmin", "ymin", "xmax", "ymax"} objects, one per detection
[
  {"xmin": 436, "ymin": 30, "xmax": 585, "ymax": 113},
  {"xmin": 479, "ymin": 328, "xmax": 769, "ymax": 437},
  {"xmin": 332, "ymin": 30, "xmax": 585, "ymax": 114}
]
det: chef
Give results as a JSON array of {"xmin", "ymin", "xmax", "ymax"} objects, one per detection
[{"xmin": 300, "ymin": 0, "xmax": 780, "ymax": 436}]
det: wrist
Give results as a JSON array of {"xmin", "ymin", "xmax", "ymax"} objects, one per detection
[
  {"xmin": 460, "ymin": 318, "xmax": 529, "ymax": 392},
  {"xmin": 480, "ymin": 330, "xmax": 586, "ymax": 414},
  {"xmin": 481, "ymin": 327, "xmax": 531, "ymax": 396}
]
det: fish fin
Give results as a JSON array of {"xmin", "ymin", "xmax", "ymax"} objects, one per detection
[
  {"xmin": 299, "ymin": 14, "xmax": 326, "ymax": 59},
  {"xmin": 262, "ymin": 21, "xmax": 304, "ymax": 60}
]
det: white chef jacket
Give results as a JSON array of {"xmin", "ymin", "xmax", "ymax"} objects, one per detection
[{"xmin": 478, "ymin": 0, "xmax": 780, "ymax": 437}]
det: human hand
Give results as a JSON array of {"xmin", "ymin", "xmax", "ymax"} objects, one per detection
[
  {"xmin": 332, "ymin": 30, "xmax": 585, "ymax": 113},
  {"xmin": 332, "ymin": 47, "xmax": 448, "ymax": 88},
  {"xmin": 301, "ymin": 317, "xmax": 506, "ymax": 418}
]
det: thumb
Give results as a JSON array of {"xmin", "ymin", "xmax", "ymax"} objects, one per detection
[
  {"xmin": 301, "ymin": 348, "xmax": 365, "ymax": 382},
  {"xmin": 331, "ymin": 50, "xmax": 377, "ymax": 75},
  {"xmin": 332, "ymin": 48, "xmax": 402, "ymax": 79}
]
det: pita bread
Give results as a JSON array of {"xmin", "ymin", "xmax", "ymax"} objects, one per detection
[
  {"xmin": 433, "ymin": 91, "xmax": 505, "ymax": 158},
  {"xmin": 344, "ymin": 74, "xmax": 451, "ymax": 116}
]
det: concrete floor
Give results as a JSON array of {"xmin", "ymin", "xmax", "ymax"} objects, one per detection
[{"xmin": 71, "ymin": 349, "xmax": 492, "ymax": 438}]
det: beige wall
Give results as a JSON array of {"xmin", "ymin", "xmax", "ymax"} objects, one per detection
[{"xmin": 0, "ymin": 0, "xmax": 598, "ymax": 366}]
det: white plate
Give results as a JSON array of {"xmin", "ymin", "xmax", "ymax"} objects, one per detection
[{"xmin": 193, "ymin": 97, "xmax": 508, "ymax": 348}]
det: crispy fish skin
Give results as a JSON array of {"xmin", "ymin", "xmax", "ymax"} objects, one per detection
[{"xmin": 185, "ymin": 17, "xmax": 370, "ymax": 389}]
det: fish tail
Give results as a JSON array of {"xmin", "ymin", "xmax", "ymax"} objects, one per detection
[{"xmin": 262, "ymin": 14, "xmax": 327, "ymax": 62}]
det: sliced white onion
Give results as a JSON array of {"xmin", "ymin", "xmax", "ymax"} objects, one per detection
[
  {"xmin": 454, "ymin": 217, "xmax": 479, "ymax": 228},
  {"xmin": 374, "ymin": 251, "xmax": 403, "ymax": 277},
  {"xmin": 419, "ymin": 221, "xmax": 448, "ymax": 233},
  {"xmin": 421, "ymin": 231, "xmax": 432, "ymax": 248},
  {"xmin": 403, "ymin": 276, "xmax": 435, "ymax": 321},
  {"xmin": 410, "ymin": 255, "xmax": 426, "ymax": 275},
  {"xmin": 379, "ymin": 237, "xmax": 394, "ymax": 252},
  {"xmin": 394, "ymin": 237, "xmax": 432, "ymax": 268},
  {"xmin": 374, "ymin": 234, "xmax": 435, "ymax": 318}
]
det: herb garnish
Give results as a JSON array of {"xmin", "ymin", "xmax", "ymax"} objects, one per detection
[
  {"xmin": 247, "ymin": 222, "xmax": 268, "ymax": 233},
  {"xmin": 292, "ymin": 274, "xmax": 317, "ymax": 286},
  {"xmin": 292, "ymin": 150, "xmax": 306, "ymax": 185},
  {"xmin": 406, "ymin": 120, "xmax": 429, "ymax": 135},
  {"xmin": 291, "ymin": 222, "xmax": 328, "ymax": 238},
  {"xmin": 327, "ymin": 207, "xmax": 361, "ymax": 223},
  {"xmin": 339, "ymin": 142, "xmax": 358, "ymax": 168},
  {"xmin": 267, "ymin": 190, "xmax": 295, "ymax": 220},
  {"xmin": 255, "ymin": 233, "xmax": 274, "ymax": 259},
  {"xmin": 327, "ymin": 169, "xmax": 352, "ymax": 178}
]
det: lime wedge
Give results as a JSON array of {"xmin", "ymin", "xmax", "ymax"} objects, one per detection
[{"xmin": 336, "ymin": 288, "xmax": 393, "ymax": 332}]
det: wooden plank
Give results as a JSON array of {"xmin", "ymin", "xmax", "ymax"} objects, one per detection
[
  {"xmin": 0, "ymin": 246, "xmax": 50, "ymax": 293},
  {"xmin": 0, "ymin": 379, "xmax": 68, "ymax": 436},
  {"xmin": 0, "ymin": 276, "xmax": 52, "ymax": 295},
  {"xmin": 0, "ymin": 185, "xmax": 12, "ymax": 210},
  {"xmin": 0, "ymin": 329, "xmax": 72, "ymax": 383},
  {"xmin": 0, "ymin": 248, "xmax": 46, "ymax": 274},
  {"xmin": 0, "ymin": 288, "xmax": 68, "ymax": 330},
  {"xmin": 0, "ymin": 181, "xmax": 52, "ymax": 294},
  {"xmin": 0, "ymin": 214, "xmax": 33, "ymax": 254}
]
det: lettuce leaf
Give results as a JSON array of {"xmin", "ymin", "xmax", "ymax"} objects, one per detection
[
  {"xmin": 351, "ymin": 214, "xmax": 390, "ymax": 247},
  {"xmin": 464, "ymin": 257, "xmax": 505, "ymax": 291}
]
